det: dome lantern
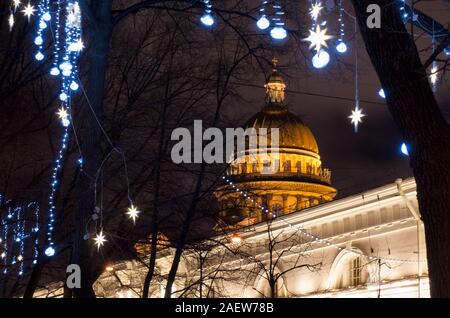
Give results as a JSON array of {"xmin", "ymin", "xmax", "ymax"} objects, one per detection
[{"xmin": 264, "ymin": 57, "xmax": 286, "ymax": 105}]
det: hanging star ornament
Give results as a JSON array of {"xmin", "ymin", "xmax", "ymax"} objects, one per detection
[
  {"xmin": 126, "ymin": 204, "xmax": 140, "ymax": 223},
  {"xmin": 303, "ymin": 24, "xmax": 333, "ymax": 52},
  {"xmin": 309, "ymin": 2, "xmax": 323, "ymax": 21},
  {"xmin": 13, "ymin": 0, "xmax": 22, "ymax": 11},
  {"xmin": 94, "ymin": 231, "xmax": 107, "ymax": 250},
  {"xmin": 348, "ymin": 105, "xmax": 366, "ymax": 132},
  {"xmin": 22, "ymin": 3, "xmax": 36, "ymax": 21},
  {"xmin": 8, "ymin": 14, "xmax": 14, "ymax": 31}
]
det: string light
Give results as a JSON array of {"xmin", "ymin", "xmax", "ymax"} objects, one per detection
[
  {"xmin": 309, "ymin": 1, "xmax": 323, "ymax": 21},
  {"xmin": 200, "ymin": 0, "xmax": 214, "ymax": 27},
  {"xmin": 256, "ymin": 1, "xmax": 270, "ymax": 30},
  {"xmin": 335, "ymin": 0, "xmax": 347, "ymax": 54},
  {"xmin": 399, "ymin": 0, "xmax": 408, "ymax": 21},
  {"xmin": 312, "ymin": 50, "xmax": 330, "ymax": 69},
  {"xmin": 378, "ymin": 88, "xmax": 386, "ymax": 99},
  {"xmin": 0, "ymin": 196, "xmax": 40, "ymax": 276},
  {"xmin": 270, "ymin": 1, "xmax": 287, "ymax": 40},
  {"xmin": 221, "ymin": 176, "xmax": 423, "ymax": 264},
  {"xmin": 400, "ymin": 143, "xmax": 409, "ymax": 156}
]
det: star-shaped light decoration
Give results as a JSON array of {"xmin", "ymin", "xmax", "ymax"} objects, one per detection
[
  {"xmin": 303, "ymin": 24, "xmax": 333, "ymax": 52},
  {"xmin": 68, "ymin": 39, "xmax": 84, "ymax": 52},
  {"xmin": 8, "ymin": 14, "xmax": 14, "ymax": 30},
  {"xmin": 348, "ymin": 105, "xmax": 366, "ymax": 132},
  {"xmin": 94, "ymin": 230, "xmax": 107, "ymax": 250},
  {"xmin": 309, "ymin": 2, "xmax": 323, "ymax": 21},
  {"xmin": 13, "ymin": 0, "xmax": 22, "ymax": 10},
  {"xmin": 22, "ymin": 3, "xmax": 36, "ymax": 21},
  {"xmin": 57, "ymin": 107, "xmax": 70, "ymax": 127},
  {"xmin": 126, "ymin": 204, "xmax": 140, "ymax": 223}
]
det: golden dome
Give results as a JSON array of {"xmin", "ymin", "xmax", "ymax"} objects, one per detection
[
  {"xmin": 244, "ymin": 106, "xmax": 319, "ymax": 154},
  {"xmin": 215, "ymin": 57, "xmax": 336, "ymax": 226}
]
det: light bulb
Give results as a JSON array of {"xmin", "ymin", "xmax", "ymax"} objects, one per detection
[
  {"xmin": 59, "ymin": 92, "xmax": 68, "ymax": 101},
  {"xmin": 200, "ymin": 14, "xmax": 214, "ymax": 26},
  {"xmin": 44, "ymin": 246, "xmax": 55, "ymax": 257},
  {"xmin": 256, "ymin": 16, "xmax": 270, "ymax": 30},
  {"xmin": 39, "ymin": 21, "xmax": 47, "ymax": 29},
  {"xmin": 270, "ymin": 26, "xmax": 287, "ymax": 40},
  {"xmin": 34, "ymin": 36, "xmax": 43, "ymax": 45},
  {"xmin": 401, "ymin": 143, "xmax": 409, "ymax": 156},
  {"xmin": 336, "ymin": 41, "xmax": 347, "ymax": 53},
  {"xmin": 59, "ymin": 62, "xmax": 72, "ymax": 71},
  {"xmin": 50, "ymin": 67, "xmax": 60, "ymax": 76},
  {"xmin": 378, "ymin": 88, "xmax": 386, "ymax": 98},
  {"xmin": 70, "ymin": 81, "xmax": 79, "ymax": 91},
  {"xmin": 35, "ymin": 52, "xmax": 44, "ymax": 61},
  {"xmin": 312, "ymin": 50, "xmax": 330, "ymax": 69},
  {"xmin": 43, "ymin": 12, "xmax": 51, "ymax": 21}
]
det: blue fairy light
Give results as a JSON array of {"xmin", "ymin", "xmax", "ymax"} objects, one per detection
[
  {"xmin": 270, "ymin": 26, "xmax": 287, "ymax": 40},
  {"xmin": 270, "ymin": 1, "xmax": 287, "ymax": 40},
  {"xmin": 200, "ymin": 1, "xmax": 214, "ymax": 26},
  {"xmin": 312, "ymin": 50, "xmax": 330, "ymax": 68},
  {"xmin": 401, "ymin": 142, "xmax": 409, "ymax": 156},
  {"xmin": 335, "ymin": 0, "xmax": 347, "ymax": 54},
  {"xmin": 257, "ymin": 16, "xmax": 270, "ymax": 30},
  {"xmin": 256, "ymin": 1, "xmax": 270, "ymax": 30}
]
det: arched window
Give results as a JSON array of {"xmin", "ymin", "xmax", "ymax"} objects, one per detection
[{"xmin": 328, "ymin": 249, "xmax": 372, "ymax": 290}]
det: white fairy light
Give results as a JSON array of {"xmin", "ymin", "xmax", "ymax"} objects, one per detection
[
  {"xmin": 68, "ymin": 39, "xmax": 84, "ymax": 52},
  {"xmin": 348, "ymin": 105, "xmax": 365, "ymax": 132},
  {"xmin": 200, "ymin": 0, "xmax": 214, "ymax": 26},
  {"xmin": 9, "ymin": 13, "xmax": 15, "ymax": 31},
  {"xmin": 126, "ymin": 204, "xmax": 140, "ymax": 223},
  {"xmin": 312, "ymin": 50, "xmax": 330, "ymax": 68},
  {"xmin": 22, "ymin": 3, "xmax": 36, "ymax": 21},
  {"xmin": 13, "ymin": 0, "xmax": 22, "ymax": 10},
  {"xmin": 94, "ymin": 231, "xmax": 107, "ymax": 250},
  {"xmin": 309, "ymin": 2, "xmax": 323, "ymax": 21}
]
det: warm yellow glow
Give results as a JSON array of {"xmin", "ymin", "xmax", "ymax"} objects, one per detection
[
  {"xmin": 304, "ymin": 25, "xmax": 333, "ymax": 52},
  {"xmin": 230, "ymin": 234, "xmax": 242, "ymax": 243},
  {"xmin": 105, "ymin": 265, "xmax": 114, "ymax": 272}
]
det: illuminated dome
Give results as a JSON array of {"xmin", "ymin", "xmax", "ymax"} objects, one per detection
[
  {"xmin": 215, "ymin": 58, "xmax": 336, "ymax": 226},
  {"xmin": 244, "ymin": 106, "xmax": 319, "ymax": 153}
]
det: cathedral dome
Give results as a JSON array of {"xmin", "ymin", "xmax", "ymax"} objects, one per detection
[
  {"xmin": 244, "ymin": 106, "xmax": 319, "ymax": 154},
  {"xmin": 215, "ymin": 57, "xmax": 336, "ymax": 226}
]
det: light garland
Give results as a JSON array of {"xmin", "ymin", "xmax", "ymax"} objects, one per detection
[
  {"xmin": 0, "ymin": 195, "xmax": 40, "ymax": 277},
  {"xmin": 270, "ymin": 1, "xmax": 287, "ymax": 40},
  {"xmin": 335, "ymin": 0, "xmax": 347, "ymax": 54},
  {"xmin": 256, "ymin": 0, "xmax": 270, "ymax": 30},
  {"xmin": 305, "ymin": 0, "xmax": 332, "ymax": 69},
  {"xmin": 348, "ymin": 21, "xmax": 365, "ymax": 132},
  {"xmin": 221, "ymin": 176, "xmax": 424, "ymax": 264},
  {"xmin": 200, "ymin": 0, "xmax": 214, "ymax": 26}
]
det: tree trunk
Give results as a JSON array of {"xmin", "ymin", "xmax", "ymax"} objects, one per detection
[
  {"xmin": 23, "ymin": 258, "xmax": 47, "ymax": 298},
  {"xmin": 350, "ymin": 0, "xmax": 450, "ymax": 297},
  {"xmin": 71, "ymin": 0, "xmax": 112, "ymax": 298}
]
